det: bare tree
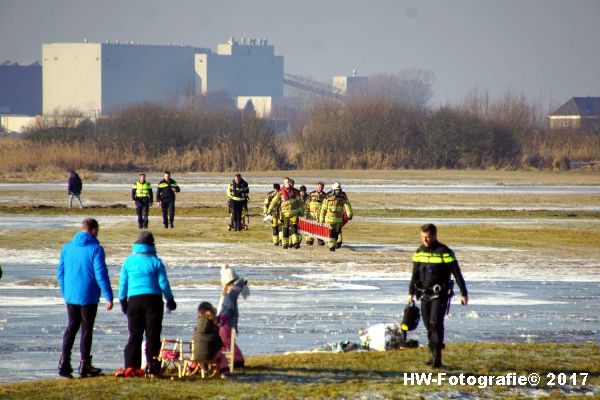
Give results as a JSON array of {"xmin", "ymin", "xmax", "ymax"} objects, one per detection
[{"xmin": 368, "ymin": 69, "xmax": 435, "ymax": 107}]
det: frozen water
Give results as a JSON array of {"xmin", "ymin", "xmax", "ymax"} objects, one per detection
[{"xmin": 0, "ymin": 257, "xmax": 599, "ymax": 383}]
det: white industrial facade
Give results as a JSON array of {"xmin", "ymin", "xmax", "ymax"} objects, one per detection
[
  {"xmin": 42, "ymin": 39, "xmax": 283, "ymax": 116},
  {"xmin": 333, "ymin": 73, "xmax": 368, "ymax": 98},
  {"xmin": 43, "ymin": 42, "xmax": 207, "ymax": 115}
]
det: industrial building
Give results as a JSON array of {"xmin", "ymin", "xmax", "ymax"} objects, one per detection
[
  {"xmin": 42, "ymin": 38, "xmax": 284, "ymax": 117},
  {"xmin": 0, "ymin": 61, "xmax": 42, "ymax": 116},
  {"xmin": 43, "ymin": 42, "xmax": 209, "ymax": 116}
]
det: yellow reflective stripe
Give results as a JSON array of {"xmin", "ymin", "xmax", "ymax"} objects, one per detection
[
  {"xmin": 158, "ymin": 183, "xmax": 169, "ymax": 188},
  {"xmin": 412, "ymin": 252, "xmax": 455, "ymax": 263}
]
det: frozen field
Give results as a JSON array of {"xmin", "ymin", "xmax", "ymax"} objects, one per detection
[
  {"xmin": 1, "ymin": 250, "xmax": 599, "ymax": 383},
  {"xmin": 1, "ymin": 174, "xmax": 599, "ymax": 383}
]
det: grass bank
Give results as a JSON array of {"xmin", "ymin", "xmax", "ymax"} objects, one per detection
[{"xmin": 1, "ymin": 343, "xmax": 598, "ymax": 399}]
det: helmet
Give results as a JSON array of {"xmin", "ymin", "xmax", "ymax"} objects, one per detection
[
  {"xmin": 401, "ymin": 302, "xmax": 420, "ymax": 331},
  {"xmin": 332, "ymin": 182, "xmax": 342, "ymax": 191}
]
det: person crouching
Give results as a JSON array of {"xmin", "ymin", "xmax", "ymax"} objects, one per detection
[{"xmin": 193, "ymin": 302, "xmax": 230, "ymax": 379}]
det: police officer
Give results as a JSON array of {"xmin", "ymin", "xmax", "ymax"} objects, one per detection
[
  {"xmin": 263, "ymin": 183, "xmax": 281, "ymax": 246},
  {"xmin": 156, "ymin": 171, "xmax": 180, "ymax": 229},
  {"xmin": 131, "ymin": 173, "xmax": 153, "ymax": 229},
  {"xmin": 407, "ymin": 224, "xmax": 468, "ymax": 368}
]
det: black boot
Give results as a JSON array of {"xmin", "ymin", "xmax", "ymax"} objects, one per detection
[
  {"xmin": 58, "ymin": 355, "xmax": 73, "ymax": 378},
  {"xmin": 432, "ymin": 345, "xmax": 443, "ymax": 368},
  {"xmin": 425, "ymin": 344, "xmax": 434, "ymax": 366},
  {"xmin": 79, "ymin": 356, "xmax": 103, "ymax": 377}
]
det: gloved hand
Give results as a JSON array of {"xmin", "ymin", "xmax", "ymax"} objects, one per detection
[
  {"xmin": 348, "ymin": 215, "xmax": 353, "ymax": 221},
  {"xmin": 166, "ymin": 298, "xmax": 177, "ymax": 311},
  {"xmin": 120, "ymin": 299, "xmax": 128, "ymax": 314}
]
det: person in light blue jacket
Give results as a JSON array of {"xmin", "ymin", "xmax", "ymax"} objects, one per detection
[
  {"xmin": 57, "ymin": 218, "xmax": 114, "ymax": 378},
  {"xmin": 118, "ymin": 231, "xmax": 176, "ymax": 376}
]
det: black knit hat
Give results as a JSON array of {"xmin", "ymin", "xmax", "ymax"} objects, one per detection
[{"xmin": 135, "ymin": 231, "xmax": 155, "ymax": 245}]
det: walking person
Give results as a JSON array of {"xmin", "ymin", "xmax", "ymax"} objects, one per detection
[
  {"xmin": 68, "ymin": 170, "xmax": 84, "ymax": 209},
  {"xmin": 131, "ymin": 173, "xmax": 153, "ymax": 229},
  {"xmin": 266, "ymin": 177, "xmax": 302, "ymax": 249},
  {"xmin": 305, "ymin": 182, "xmax": 327, "ymax": 246},
  {"xmin": 227, "ymin": 174, "xmax": 249, "ymax": 231},
  {"xmin": 57, "ymin": 218, "xmax": 114, "ymax": 378},
  {"xmin": 319, "ymin": 182, "xmax": 353, "ymax": 252},
  {"xmin": 156, "ymin": 171, "xmax": 180, "ymax": 229},
  {"xmin": 408, "ymin": 223, "xmax": 468, "ymax": 368},
  {"xmin": 263, "ymin": 183, "xmax": 281, "ymax": 246},
  {"xmin": 118, "ymin": 231, "xmax": 177, "ymax": 376}
]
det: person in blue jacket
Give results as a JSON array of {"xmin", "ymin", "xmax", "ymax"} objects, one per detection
[
  {"xmin": 118, "ymin": 231, "xmax": 177, "ymax": 376},
  {"xmin": 57, "ymin": 218, "xmax": 114, "ymax": 378}
]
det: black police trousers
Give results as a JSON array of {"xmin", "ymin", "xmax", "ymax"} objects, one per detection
[
  {"xmin": 62, "ymin": 303, "xmax": 98, "ymax": 361},
  {"xmin": 124, "ymin": 294, "xmax": 164, "ymax": 369},
  {"xmin": 135, "ymin": 199, "xmax": 150, "ymax": 228},
  {"xmin": 160, "ymin": 198, "xmax": 175, "ymax": 226},
  {"xmin": 420, "ymin": 295, "xmax": 448, "ymax": 349}
]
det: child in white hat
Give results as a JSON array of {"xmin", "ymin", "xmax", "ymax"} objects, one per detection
[{"xmin": 217, "ymin": 264, "xmax": 249, "ymax": 368}]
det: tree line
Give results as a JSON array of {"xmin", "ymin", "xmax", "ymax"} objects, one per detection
[{"xmin": 6, "ymin": 90, "xmax": 599, "ymax": 172}]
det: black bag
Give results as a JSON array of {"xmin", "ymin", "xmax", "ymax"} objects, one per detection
[{"xmin": 401, "ymin": 302, "xmax": 420, "ymax": 332}]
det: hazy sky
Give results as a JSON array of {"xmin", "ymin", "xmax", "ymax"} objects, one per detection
[{"xmin": 1, "ymin": 0, "xmax": 599, "ymax": 106}]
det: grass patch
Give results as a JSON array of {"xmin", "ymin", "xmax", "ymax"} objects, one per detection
[{"xmin": 1, "ymin": 343, "xmax": 597, "ymax": 399}]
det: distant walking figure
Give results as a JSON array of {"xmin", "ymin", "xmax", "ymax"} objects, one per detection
[{"xmin": 68, "ymin": 170, "xmax": 83, "ymax": 209}]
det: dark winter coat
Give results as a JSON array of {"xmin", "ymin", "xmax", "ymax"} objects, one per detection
[
  {"xmin": 68, "ymin": 172, "xmax": 82, "ymax": 195},
  {"xmin": 192, "ymin": 316, "xmax": 223, "ymax": 360}
]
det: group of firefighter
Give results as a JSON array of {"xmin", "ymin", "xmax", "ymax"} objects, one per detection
[{"xmin": 228, "ymin": 175, "xmax": 353, "ymax": 251}]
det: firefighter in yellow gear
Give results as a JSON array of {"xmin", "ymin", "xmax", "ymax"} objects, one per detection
[
  {"xmin": 319, "ymin": 182, "xmax": 353, "ymax": 252},
  {"xmin": 266, "ymin": 177, "xmax": 303, "ymax": 249},
  {"xmin": 263, "ymin": 183, "xmax": 281, "ymax": 246},
  {"xmin": 305, "ymin": 182, "xmax": 327, "ymax": 246}
]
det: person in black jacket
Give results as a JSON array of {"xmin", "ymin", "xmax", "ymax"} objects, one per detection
[
  {"xmin": 68, "ymin": 170, "xmax": 83, "ymax": 209},
  {"xmin": 408, "ymin": 224, "xmax": 468, "ymax": 368},
  {"xmin": 192, "ymin": 302, "xmax": 230, "ymax": 378},
  {"xmin": 156, "ymin": 171, "xmax": 180, "ymax": 229}
]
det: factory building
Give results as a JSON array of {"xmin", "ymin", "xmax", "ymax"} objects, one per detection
[
  {"xmin": 43, "ymin": 42, "xmax": 209, "ymax": 115},
  {"xmin": 333, "ymin": 70, "xmax": 368, "ymax": 99},
  {"xmin": 42, "ymin": 38, "xmax": 284, "ymax": 117},
  {"xmin": 0, "ymin": 61, "xmax": 42, "ymax": 116}
]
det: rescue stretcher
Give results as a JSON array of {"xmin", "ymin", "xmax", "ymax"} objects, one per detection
[
  {"xmin": 297, "ymin": 213, "xmax": 349, "ymax": 242},
  {"xmin": 297, "ymin": 217, "xmax": 332, "ymax": 241}
]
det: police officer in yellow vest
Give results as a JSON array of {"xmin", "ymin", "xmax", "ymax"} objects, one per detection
[
  {"xmin": 131, "ymin": 173, "xmax": 153, "ymax": 229},
  {"xmin": 263, "ymin": 183, "xmax": 281, "ymax": 246},
  {"xmin": 408, "ymin": 224, "xmax": 468, "ymax": 368},
  {"xmin": 319, "ymin": 182, "xmax": 353, "ymax": 252}
]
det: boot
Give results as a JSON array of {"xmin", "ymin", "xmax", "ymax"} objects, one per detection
[
  {"xmin": 169, "ymin": 222, "xmax": 174, "ymax": 228},
  {"xmin": 431, "ymin": 345, "xmax": 443, "ymax": 368},
  {"xmin": 336, "ymin": 242, "xmax": 342, "ymax": 249},
  {"xmin": 425, "ymin": 343, "xmax": 434, "ymax": 366},
  {"xmin": 78, "ymin": 356, "xmax": 103, "ymax": 377},
  {"xmin": 58, "ymin": 355, "xmax": 73, "ymax": 378}
]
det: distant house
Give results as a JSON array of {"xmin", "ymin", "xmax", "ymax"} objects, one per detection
[{"xmin": 548, "ymin": 97, "xmax": 600, "ymax": 133}]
